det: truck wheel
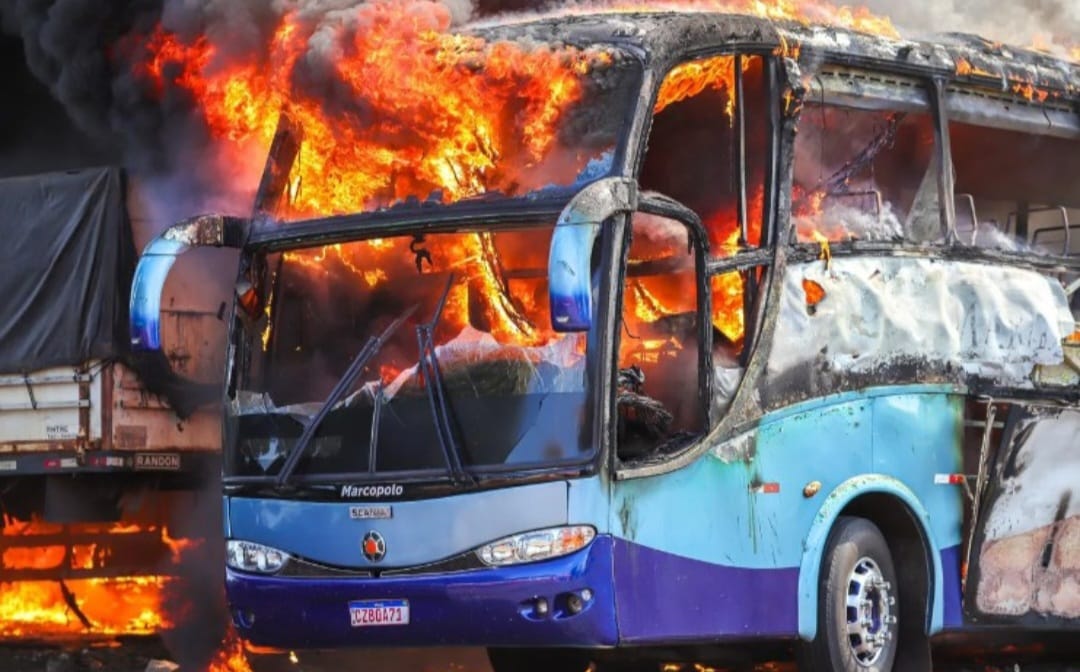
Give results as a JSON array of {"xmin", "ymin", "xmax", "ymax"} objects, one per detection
[
  {"xmin": 800, "ymin": 516, "xmax": 899, "ymax": 672},
  {"xmin": 487, "ymin": 648, "xmax": 591, "ymax": 672}
]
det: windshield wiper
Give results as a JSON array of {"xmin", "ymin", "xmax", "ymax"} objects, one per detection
[
  {"xmin": 417, "ymin": 274, "xmax": 475, "ymax": 487},
  {"xmin": 275, "ymin": 304, "xmax": 419, "ymax": 488}
]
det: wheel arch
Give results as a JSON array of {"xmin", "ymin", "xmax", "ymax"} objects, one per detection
[{"xmin": 797, "ymin": 475, "xmax": 943, "ymax": 642}]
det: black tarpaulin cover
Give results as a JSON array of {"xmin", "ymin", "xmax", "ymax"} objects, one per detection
[{"xmin": 0, "ymin": 167, "xmax": 135, "ymax": 374}]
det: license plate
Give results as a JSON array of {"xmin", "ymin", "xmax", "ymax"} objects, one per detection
[{"xmin": 349, "ymin": 599, "xmax": 410, "ymax": 627}]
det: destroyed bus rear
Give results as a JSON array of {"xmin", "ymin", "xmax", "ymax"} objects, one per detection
[{"xmin": 132, "ymin": 12, "xmax": 1080, "ymax": 671}]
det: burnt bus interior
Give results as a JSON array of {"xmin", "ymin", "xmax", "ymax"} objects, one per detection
[
  {"xmin": 232, "ymin": 223, "xmax": 599, "ymax": 480},
  {"xmin": 579, "ymin": 41, "xmax": 1080, "ymax": 469}
]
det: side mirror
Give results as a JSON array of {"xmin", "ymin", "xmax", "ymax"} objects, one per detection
[
  {"xmin": 130, "ymin": 214, "xmax": 249, "ymax": 351},
  {"xmin": 548, "ymin": 178, "xmax": 637, "ymax": 332}
]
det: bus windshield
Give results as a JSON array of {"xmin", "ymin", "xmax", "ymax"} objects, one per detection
[{"xmin": 225, "ymin": 223, "xmax": 595, "ymax": 481}]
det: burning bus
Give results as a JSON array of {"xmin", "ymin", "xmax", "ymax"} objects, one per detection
[{"xmin": 131, "ymin": 8, "xmax": 1080, "ymax": 672}]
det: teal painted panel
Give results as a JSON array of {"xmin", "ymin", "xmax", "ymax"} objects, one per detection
[
  {"xmin": 612, "ymin": 394, "xmax": 876, "ymax": 569},
  {"xmin": 871, "ymin": 392, "xmax": 965, "ymax": 549}
]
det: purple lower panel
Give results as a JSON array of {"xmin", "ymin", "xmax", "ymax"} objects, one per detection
[
  {"xmin": 940, "ymin": 545, "xmax": 963, "ymax": 628},
  {"xmin": 226, "ymin": 536, "xmax": 617, "ymax": 650},
  {"xmin": 612, "ymin": 539, "xmax": 799, "ymax": 643}
]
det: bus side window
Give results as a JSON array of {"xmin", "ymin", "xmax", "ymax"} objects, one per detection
[
  {"xmin": 946, "ymin": 117, "xmax": 1080, "ymax": 257},
  {"xmin": 639, "ymin": 53, "xmax": 770, "ymax": 255},
  {"xmin": 616, "ymin": 214, "xmax": 703, "ymax": 461},
  {"xmin": 710, "ymin": 269, "xmax": 749, "ymax": 419},
  {"xmin": 628, "ymin": 53, "xmax": 773, "ymax": 449},
  {"xmin": 792, "ymin": 98, "xmax": 939, "ymax": 244}
]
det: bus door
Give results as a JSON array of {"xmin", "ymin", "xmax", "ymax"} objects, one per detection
[{"xmin": 964, "ymin": 404, "xmax": 1080, "ymax": 624}]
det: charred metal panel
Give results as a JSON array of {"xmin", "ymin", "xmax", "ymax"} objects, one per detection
[
  {"xmin": 476, "ymin": 12, "xmax": 1080, "ymax": 103},
  {"xmin": 111, "ymin": 362, "xmax": 221, "ymax": 453},
  {"xmin": 760, "ymin": 257, "xmax": 1075, "ymax": 411},
  {"xmin": 0, "ymin": 359, "xmax": 219, "ymax": 461},
  {"xmin": 967, "ymin": 406, "xmax": 1080, "ymax": 624}
]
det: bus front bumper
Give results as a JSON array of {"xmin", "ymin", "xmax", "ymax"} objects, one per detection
[{"xmin": 225, "ymin": 535, "xmax": 617, "ymax": 649}]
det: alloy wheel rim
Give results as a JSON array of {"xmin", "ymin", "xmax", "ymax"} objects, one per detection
[{"xmin": 844, "ymin": 556, "xmax": 895, "ymax": 667}]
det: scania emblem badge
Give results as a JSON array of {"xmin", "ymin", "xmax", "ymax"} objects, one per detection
[{"xmin": 362, "ymin": 531, "xmax": 386, "ymax": 563}]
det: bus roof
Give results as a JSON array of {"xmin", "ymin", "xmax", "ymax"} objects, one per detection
[{"xmin": 473, "ymin": 11, "xmax": 1080, "ymax": 103}]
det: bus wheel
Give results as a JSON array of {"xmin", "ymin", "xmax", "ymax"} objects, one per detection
[
  {"xmin": 800, "ymin": 516, "xmax": 899, "ymax": 672},
  {"xmin": 487, "ymin": 648, "xmax": 591, "ymax": 672}
]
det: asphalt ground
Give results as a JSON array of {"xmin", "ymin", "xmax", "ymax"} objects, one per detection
[{"xmin": 2, "ymin": 640, "xmax": 1080, "ymax": 672}]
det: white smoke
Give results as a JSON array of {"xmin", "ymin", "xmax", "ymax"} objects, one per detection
[{"xmin": 862, "ymin": 0, "xmax": 1079, "ymax": 57}]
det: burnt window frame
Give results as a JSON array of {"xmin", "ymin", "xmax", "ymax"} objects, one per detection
[
  {"xmin": 612, "ymin": 49, "xmax": 782, "ymax": 478},
  {"xmin": 610, "ymin": 196, "xmax": 711, "ymax": 468},
  {"xmin": 786, "ymin": 66, "xmax": 950, "ymax": 252},
  {"xmin": 942, "ymin": 81, "xmax": 1080, "ymax": 260}
]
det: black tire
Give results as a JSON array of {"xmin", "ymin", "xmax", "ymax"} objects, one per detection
[
  {"xmin": 487, "ymin": 647, "xmax": 591, "ymax": 672},
  {"xmin": 799, "ymin": 516, "xmax": 900, "ymax": 672}
]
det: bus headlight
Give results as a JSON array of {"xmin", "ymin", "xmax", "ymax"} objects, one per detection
[
  {"xmin": 226, "ymin": 540, "xmax": 291, "ymax": 574},
  {"xmin": 477, "ymin": 525, "xmax": 596, "ymax": 567}
]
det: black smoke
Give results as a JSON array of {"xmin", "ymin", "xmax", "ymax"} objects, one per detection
[
  {"xmin": 1, "ymin": 1, "xmax": 171, "ymax": 169},
  {"xmin": 0, "ymin": 1, "xmax": 529, "ymax": 185}
]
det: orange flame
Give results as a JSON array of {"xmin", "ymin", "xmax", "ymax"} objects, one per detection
[
  {"xmin": 656, "ymin": 54, "xmax": 742, "ymax": 118},
  {"xmin": 282, "ymin": 230, "xmax": 556, "ymax": 350},
  {"xmin": 141, "ymin": 4, "xmax": 615, "ymax": 220},
  {"xmin": 955, "ymin": 57, "xmax": 996, "ymax": 78},
  {"xmin": 1012, "ymin": 79, "xmax": 1050, "ymax": 102},
  {"xmin": 0, "ymin": 578, "xmax": 171, "ymax": 638},
  {"xmin": 207, "ymin": 626, "xmax": 255, "ymax": 672},
  {"xmin": 0, "ymin": 516, "xmax": 198, "ymax": 640}
]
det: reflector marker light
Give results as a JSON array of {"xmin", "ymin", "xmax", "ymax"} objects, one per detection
[
  {"xmin": 934, "ymin": 474, "xmax": 967, "ymax": 485},
  {"xmin": 750, "ymin": 482, "xmax": 780, "ymax": 494}
]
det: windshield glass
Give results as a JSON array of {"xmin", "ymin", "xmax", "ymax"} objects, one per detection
[
  {"xmin": 259, "ymin": 43, "xmax": 641, "ymax": 221},
  {"xmin": 226, "ymin": 223, "xmax": 596, "ymax": 480}
]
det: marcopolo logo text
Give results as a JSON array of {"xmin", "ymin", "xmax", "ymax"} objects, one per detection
[{"xmin": 340, "ymin": 484, "xmax": 404, "ymax": 499}]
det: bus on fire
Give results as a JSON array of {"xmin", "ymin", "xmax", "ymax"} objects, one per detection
[{"xmin": 130, "ymin": 11, "xmax": 1080, "ymax": 672}]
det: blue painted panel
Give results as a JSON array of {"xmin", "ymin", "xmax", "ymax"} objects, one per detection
[
  {"xmin": 228, "ymin": 480, "xmax": 568, "ymax": 569},
  {"xmin": 227, "ymin": 535, "xmax": 617, "ymax": 649},
  {"xmin": 567, "ymin": 476, "xmax": 610, "ymax": 534},
  {"xmin": 941, "ymin": 544, "xmax": 964, "ymax": 629},
  {"xmin": 610, "ymin": 387, "xmax": 966, "ymax": 641},
  {"xmin": 610, "ymin": 394, "xmax": 874, "ymax": 640},
  {"xmin": 871, "ymin": 393, "xmax": 965, "ymax": 550},
  {"xmin": 611, "ymin": 395, "xmax": 874, "ymax": 570},
  {"xmin": 612, "ymin": 539, "xmax": 798, "ymax": 642}
]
